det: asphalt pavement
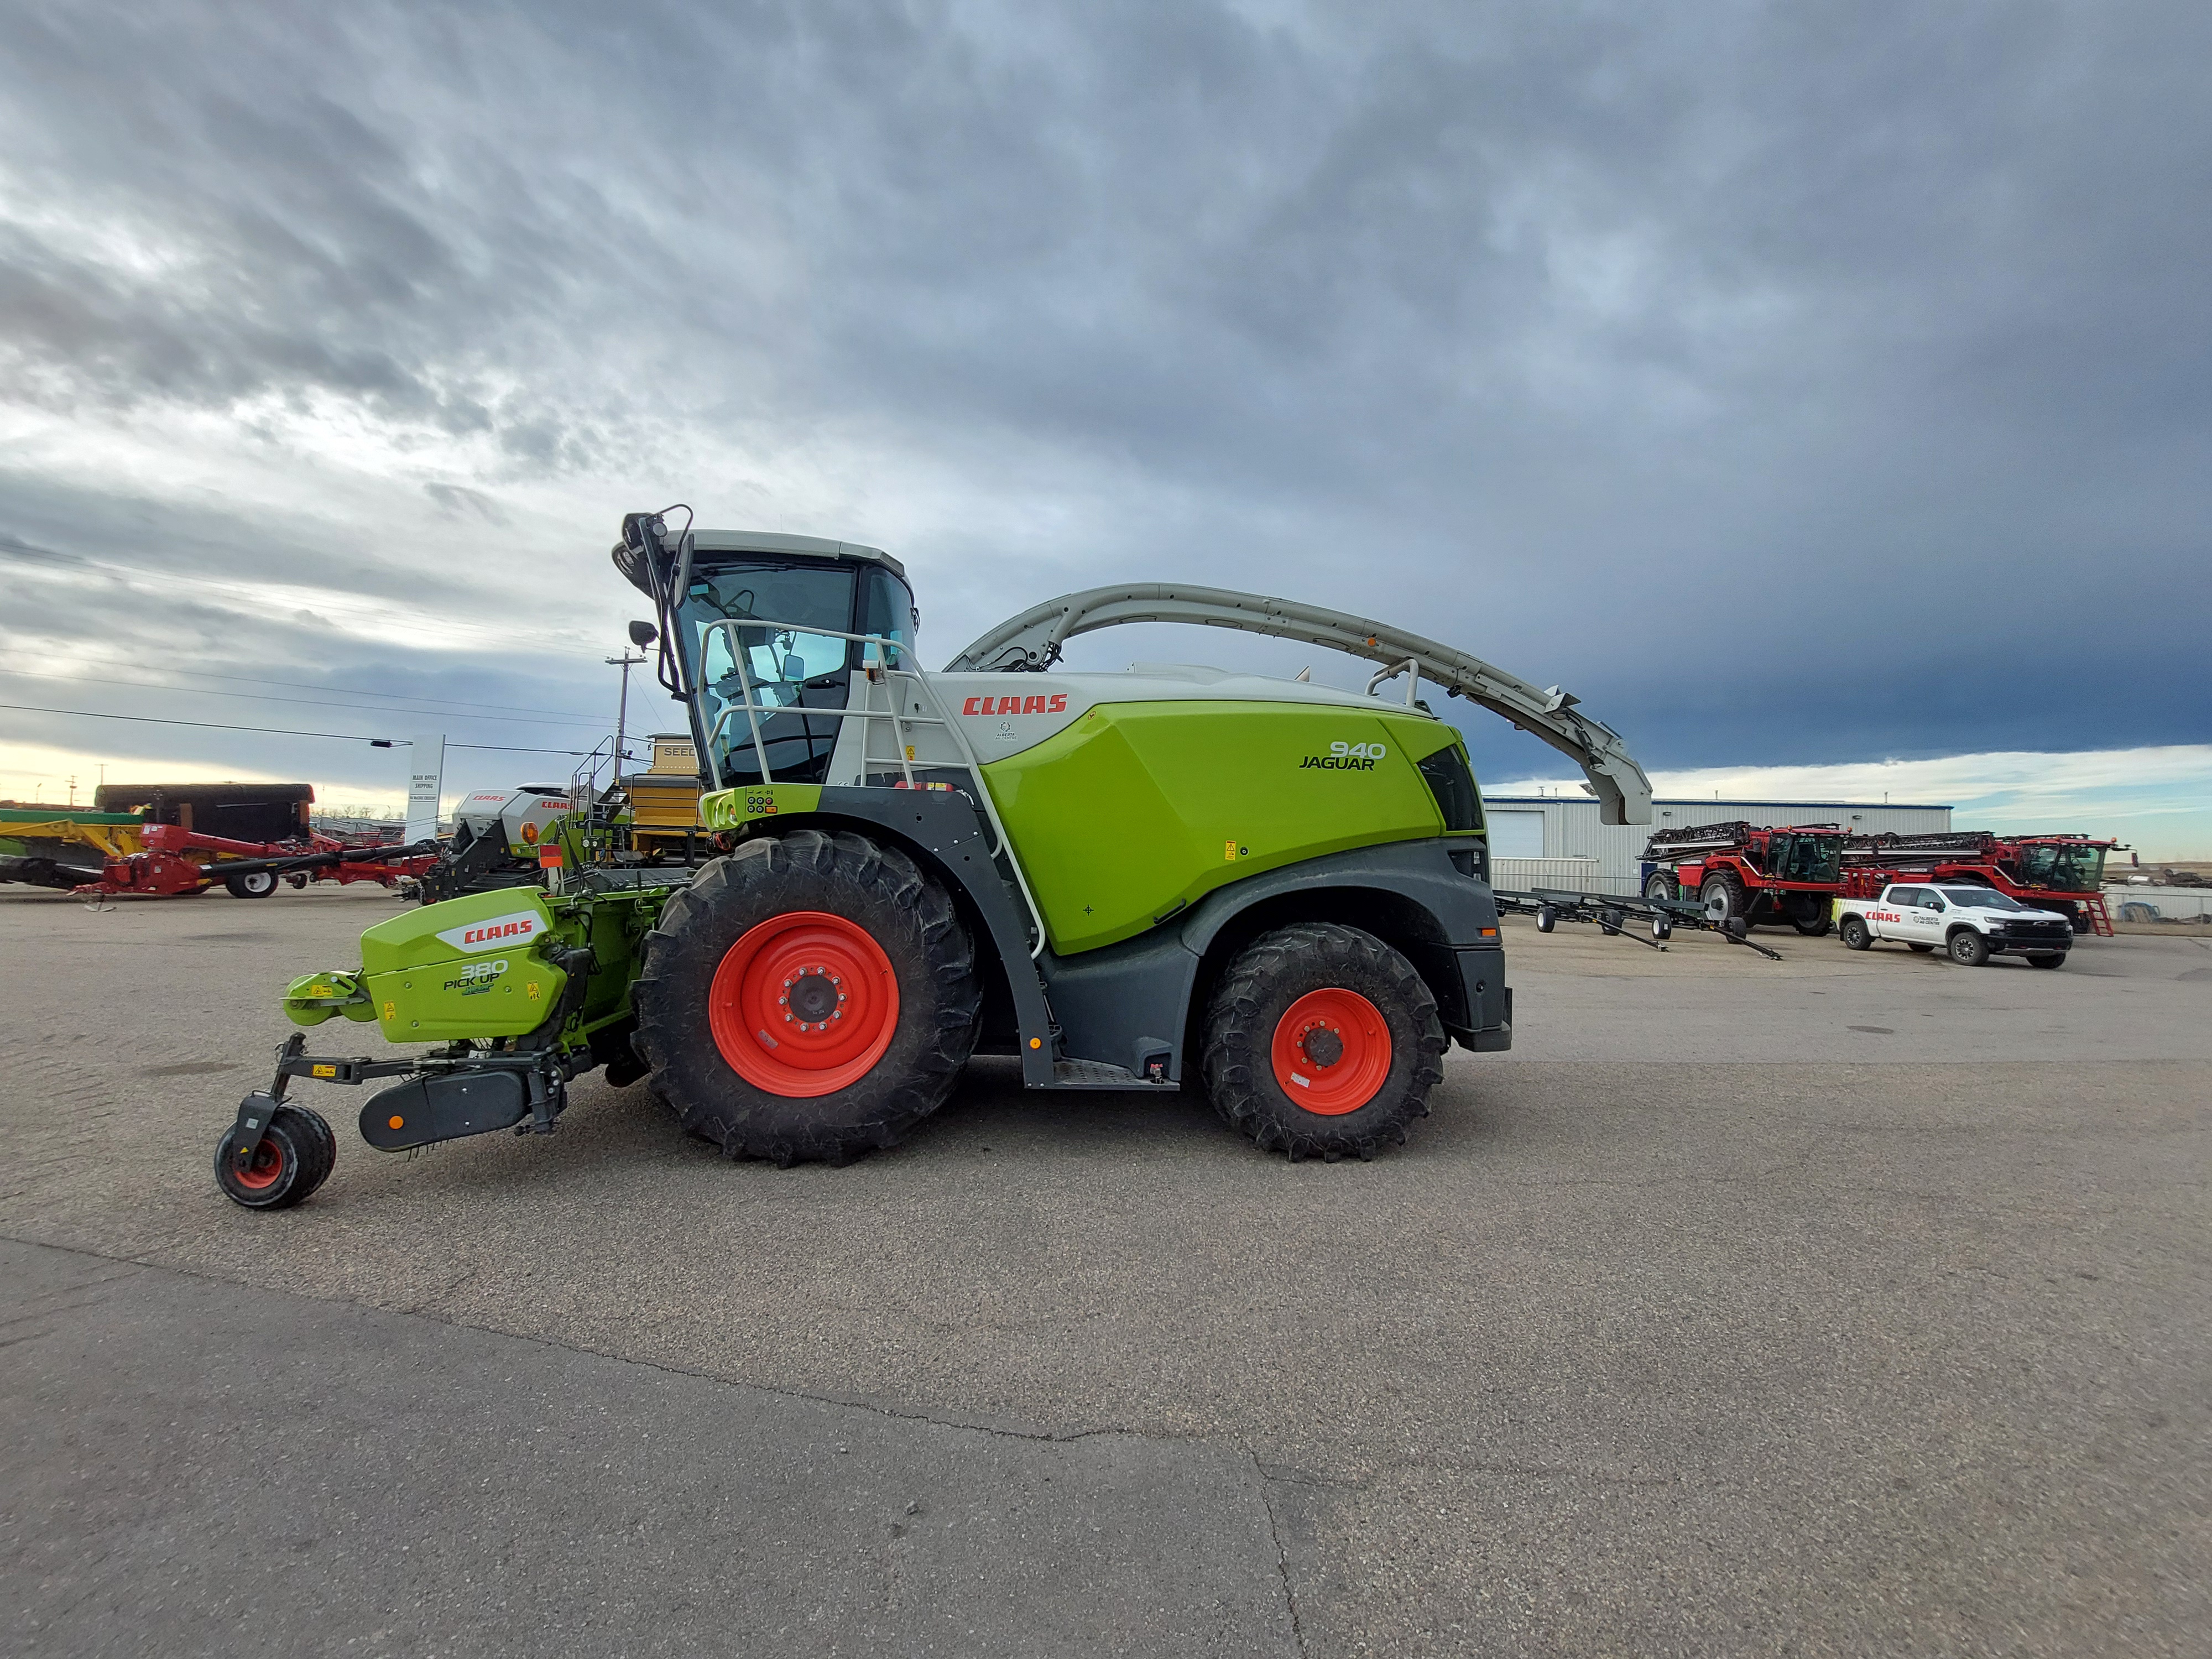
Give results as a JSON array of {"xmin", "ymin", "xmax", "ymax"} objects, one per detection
[{"xmin": 3, "ymin": 884, "xmax": 2207, "ymax": 1656}]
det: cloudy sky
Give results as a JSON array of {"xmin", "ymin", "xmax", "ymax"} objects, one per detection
[{"xmin": 2, "ymin": 2, "xmax": 2206, "ymax": 851}]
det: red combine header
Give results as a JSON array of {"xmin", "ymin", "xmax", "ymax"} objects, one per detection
[
  {"xmin": 1639, "ymin": 821, "xmax": 1846, "ymax": 934},
  {"xmin": 1839, "ymin": 832, "xmax": 2118, "ymax": 936}
]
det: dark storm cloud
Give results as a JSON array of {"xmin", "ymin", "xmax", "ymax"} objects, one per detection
[{"xmin": 1, "ymin": 0, "xmax": 2206, "ymax": 784}]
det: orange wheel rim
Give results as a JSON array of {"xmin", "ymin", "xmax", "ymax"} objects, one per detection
[
  {"xmin": 233, "ymin": 1136, "xmax": 286, "ymax": 1190},
  {"xmin": 1270, "ymin": 988, "xmax": 1391, "ymax": 1115},
  {"xmin": 708, "ymin": 911, "xmax": 900, "ymax": 1098}
]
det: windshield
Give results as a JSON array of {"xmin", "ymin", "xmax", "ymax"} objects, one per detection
[
  {"xmin": 1943, "ymin": 886, "xmax": 2025, "ymax": 910},
  {"xmin": 1768, "ymin": 833, "xmax": 1842, "ymax": 883},
  {"xmin": 2012, "ymin": 842, "xmax": 2106, "ymax": 892}
]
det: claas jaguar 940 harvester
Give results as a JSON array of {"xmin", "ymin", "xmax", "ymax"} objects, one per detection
[{"xmin": 213, "ymin": 509, "xmax": 1653, "ymax": 1208}]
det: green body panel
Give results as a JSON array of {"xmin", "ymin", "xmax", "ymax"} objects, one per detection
[
  {"xmin": 282, "ymin": 970, "xmax": 377, "ymax": 1027},
  {"xmin": 982, "ymin": 700, "xmax": 1460, "ymax": 954},
  {"xmin": 700, "ymin": 782, "xmax": 823, "ymax": 831},
  {"xmin": 358, "ymin": 889, "xmax": 567, "ymax": 1041}
]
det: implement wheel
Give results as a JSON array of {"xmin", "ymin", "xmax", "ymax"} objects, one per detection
[
  {"xmin": 213, "ymin": 1105, "xmax": 333, "ymax": 1210},
  {"xmin": 224, "ymin": 870, "xmax": 279, "ymax": 899},
  {"xmin": 1201, "ymin": 922, "xmax": 1446, "ymax": 1162},
  {"xmin": 633, "ymin": 830, "xmax": 979, "ymax": 1165}
]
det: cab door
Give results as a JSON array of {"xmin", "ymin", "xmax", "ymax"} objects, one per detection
[{"xmin": 1902, "ymin": 888, "xmax": 1947, "ymax": 943}]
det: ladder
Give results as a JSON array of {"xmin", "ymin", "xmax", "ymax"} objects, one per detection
[{"xmin": 2081, "ymin": 891, "xmax": 2114, "ymax": 936}]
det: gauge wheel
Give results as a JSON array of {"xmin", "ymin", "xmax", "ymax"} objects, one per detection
[
  {"xmin": 1948, "ymin": 930, "xmax": 1990, "ymax": 967},
  {"xmin": 1201, "ymin": 923, "xmax": 1447, "ymax": 1162},
  {"xmin": 213, "ymin": 1105, "xmax": 333, "ymax": 1210},
  {"xmin": 224, "ymin": 870, "xmax": 279, "ymax": 899}
]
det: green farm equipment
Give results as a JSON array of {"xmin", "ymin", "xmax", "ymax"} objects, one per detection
[{"xmin": 213, "ymin": 509, "xmax": 1654, "ymax": 1208}]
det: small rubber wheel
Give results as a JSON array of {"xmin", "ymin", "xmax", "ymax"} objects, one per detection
[
  {"xmin": 225, "ymin": 870, "xmax": 279, "ymax": 899},
  {"xmin": 1643, "ymin": 872, "xmax": 1679, "ymax": 901},
  {"xmin": 285, "ymin": 872, "xmax": 310, "ymax": 889},
  {"xmin": 1948, "ymin": 930, "xmax": 1990, "ymax": 967},
  {"xmin": 2028, "ymin": 953, "xmax": 2066, "ymax": 969},
  {"xmin": 213, "ymin": 1105, "xmax": 331, "ymax": 1209},
  {"xmin": 1201, "ymin": 923, "xmax": 1446, "ymax": 1161},
  {"xmin": 633, "ymin": 830, "xmax": 979, "ymax": 1164},
  {"xmin": 1907, "ymin": 942, "xmax": 1934, "ymax": 953},
  {"xmin": 1839, "ymin": 916, "xmax": 1872, "ymax": 951}
]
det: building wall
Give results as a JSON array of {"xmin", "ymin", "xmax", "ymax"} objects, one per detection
[{"xmin": 1482, "ymin": 795, "xmax": 1954, "ymax": 894}]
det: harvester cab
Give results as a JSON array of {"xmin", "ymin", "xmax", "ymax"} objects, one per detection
[{"xmin": 213, "ymin": 505, "xmax": 1658, "ymax": 1209}]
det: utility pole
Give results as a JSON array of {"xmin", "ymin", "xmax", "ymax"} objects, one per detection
[{"xmin": 606, "ymin": 651, "xmax": 646, "ymax": 785}]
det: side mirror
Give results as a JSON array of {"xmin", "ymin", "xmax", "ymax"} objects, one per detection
[{"xmin": 628, "ymin": 620, "xmax": 658, "ymax": 649}]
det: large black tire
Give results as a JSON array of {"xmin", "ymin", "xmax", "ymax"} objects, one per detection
[
  {"xmin": 1700, "ymin": 870, "xmax": 1748, "ymax": 927},
  {"xmin": 1907, "ymin": 942, "xmax": 1935, "ymax": 953},
  {"xmin": 1644, "ymin": 871, "xmax": 1679, "ymax": 902},
  {"xmin": 633, "ymin": 830, "xmax": 979, "ymax": 1165},
  {"xmin": 1201, "ymin": 922, "xmax": 1446, "ymax": 1162},
  {"xmin": 213, "ymin": 1104, "xmax": 332, "ymax": 1210},
  {"xmin": 225, "ymin": 869, "xmax": 279, "ymax": 899},
  {"xmin": 1839, "ymin": 915, "xmax": 1872, "ymax": 951},
  {"xmin": 1948, "ymin": 929, "xmax": 1990, "ymax": 967},
  {"xmin": 2028, "ymin": 952, "xmax": 2067, "ymax": 969}
]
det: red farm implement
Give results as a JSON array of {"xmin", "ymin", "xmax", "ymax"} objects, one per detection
[
  {"xmin": 1639, "ymin": 820, "xmax": 1847, "ymax": 935},
  {"xmin": 1839, "ymin": 832, "xmax": 2118, "ymax": 936}
]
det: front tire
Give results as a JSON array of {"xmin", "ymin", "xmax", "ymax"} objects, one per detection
[
  {"xmin": 633, "ymin": 830, "xmax": 979, "ymax": 1165},
  {"xmin": 1644, "ymin": 872, "xmax": 1679, "ymax": 901},
  {"xmin": 1948, "ymin": 930, "xmax": 1990, "ymax": 967},
  {"xmin": 225, "ymin": 869, "xmax": 279, "ymax": 899},
  {"xmin": 1201, "ymin": 923, "xmax": 1447, "ymax": 1162},
  {"xmin": 1839, "ymin": 915, "xmax": 1872, "ymax": 951},
  {"xmin": 2028, "ymin": 953, "xmax": 2067, "ymax": 969}
]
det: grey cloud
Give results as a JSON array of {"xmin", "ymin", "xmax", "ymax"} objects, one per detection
[{"xmin": 1, "ymin": 0, "xmax": 2206, "ymax": 779}]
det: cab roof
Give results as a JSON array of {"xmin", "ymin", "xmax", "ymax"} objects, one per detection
[{"xmin": 691, "ymin": 529, "xmax": 905, "ymax": 580}]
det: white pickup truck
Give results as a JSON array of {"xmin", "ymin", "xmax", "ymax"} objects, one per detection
[{"xmin": 1834, "ymin": 882, "xmax": 2074, "ymax": 968}]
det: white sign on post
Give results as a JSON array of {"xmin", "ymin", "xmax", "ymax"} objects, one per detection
[{"xmin": 405, "ymin": 734, "xmax": 445, "ymax": 846}]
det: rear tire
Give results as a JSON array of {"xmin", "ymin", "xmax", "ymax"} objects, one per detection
[
  {"xmin": 2028, "ymin": 953, "xmax": 2066, "ymax": 969},
  {"xmin": 633, "ymin": 830, "xmax": 979, "ymax": 1165},
  {"xmin": 1644, "ymin": 872, "xmax": 1679, "ymax": 901},
  {"xmin": 225, "ymin": 870, "xmax": 279, "ymax": 899},
  {"xmin": 1948, "ymin": 930, "xmax": 1990, "ymax": 967},
  {"xmin": 1839, "ymin": 915, "xmax": 1872, "ymax": 951},
  {"xmin": 1201, "ymin": 923, "xmax": 1446, "ymax": 1162},
  {"xmin": 213, "ymin": 1105, "xmax": 331, "ymax": 1209},
  {"xmin": 1701, "ymin": 871, "xmax": 1747, "ymax": 927}
]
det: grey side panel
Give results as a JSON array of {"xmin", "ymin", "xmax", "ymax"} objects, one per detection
[
  {"xmin": 1041, "ymin": 838, "xmax": 1509, "ymax": 1080},
  {"xmin": 1039, "ymin": 927, "xmax": 1204, "ymax": 1084},
  {"xmin": 812, "ymin": 789, "xmax": 1055, "ymax": 1086}
]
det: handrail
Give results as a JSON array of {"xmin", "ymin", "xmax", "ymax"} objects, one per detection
[
  {"xmin": 945, "ymin": 584, "xmax": 1654, "ymax": 825},
  {"xmin": 692, "ymin": 615, "xmax": 1048, "ymax": 953}
]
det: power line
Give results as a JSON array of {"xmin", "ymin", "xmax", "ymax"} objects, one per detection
[
  {"xmin": 0, "ymin": 669, "xmax": 604, "ymax": 729},
  {"xmin": 0, "ymin": 701, "xmax": 594, "ymax": 757},
  {"xmin": 160, "ymin": 666, "xmax": 625, "ymax": 718}
]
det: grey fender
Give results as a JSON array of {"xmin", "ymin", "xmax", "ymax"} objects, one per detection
[{"xmin": 1039, "ymin": 839, "xmax": 1508, "ymax": 1082}]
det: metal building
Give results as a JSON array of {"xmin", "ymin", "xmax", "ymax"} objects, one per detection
[{"xmin": 1483, "ymin": 794, "xmax": 1953, "ymax": 895}]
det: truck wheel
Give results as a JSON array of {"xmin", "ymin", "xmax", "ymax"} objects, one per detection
[
  {"xmin": 2028, "ymin": 953, "xmax": 2067, "ymax": 969},
  {"xmin": 213, "ymin": 1105, "xmax": 332, "ymax": 1209},
  {"xmin": 224, "ymin": 870, "xmax": 279, "ymax": 899},
  {"xmin": 633, "ymin": 830, "xmax": 979, "ymax": 1165},
  {"xmin": 1644, "ymin": 872, "xmax": 1679, "ymax": 901},
  {"xmin": 1201, "ymin": 923, "xmax": 1447, "ymax": 1162},
  {"xmin": 1947, "ymin": 930, "xmax": 1990, "ymax": 967},
  {"xmin": 1700, "ymin": 871, "xmax": 1747, "ymax": 926},
  {"xmin": 1839, "ymin": 915, "xmax": 1872, "ymax": 951}
]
